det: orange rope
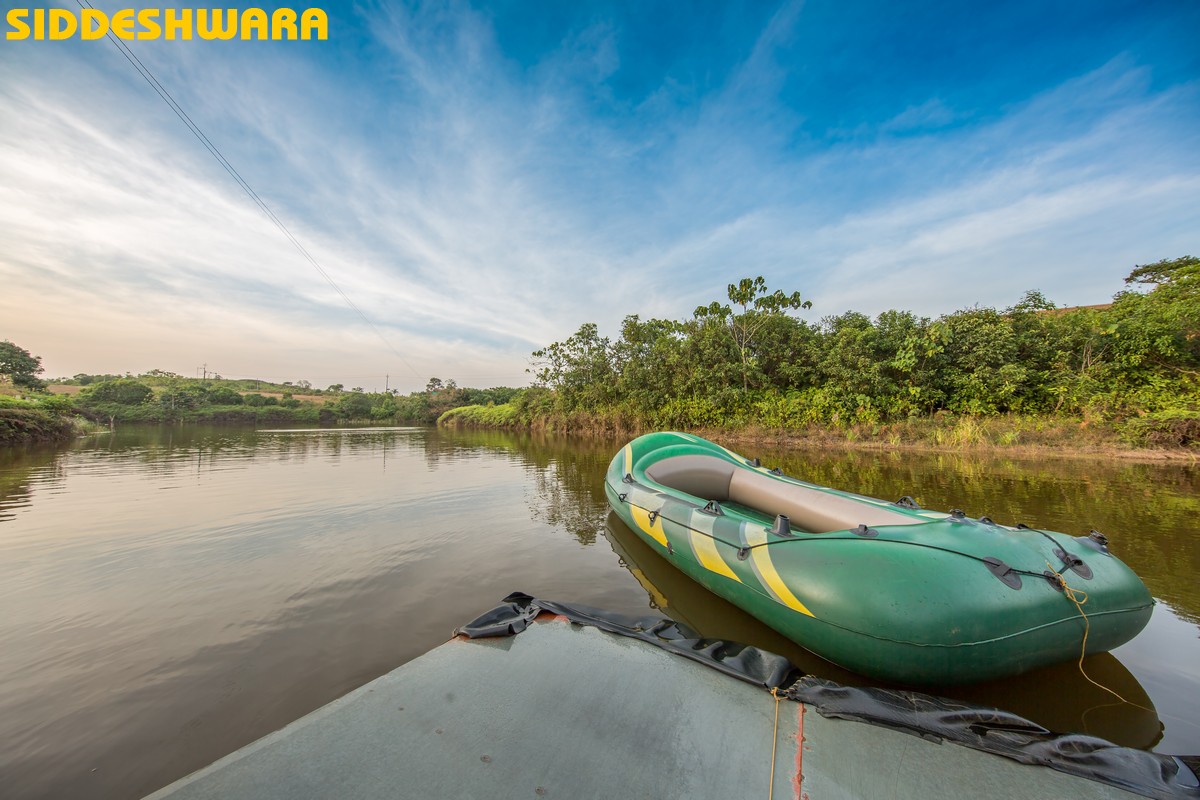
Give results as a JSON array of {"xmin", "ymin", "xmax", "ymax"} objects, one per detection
[{"xmin": 1045, "ymin": 561, "xmax": 1131, "ymax": 705}]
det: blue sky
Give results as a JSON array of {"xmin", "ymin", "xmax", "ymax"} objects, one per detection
[{"xmin": 1, "ymin": 0, "xmax": 1197, "ymax": 392}]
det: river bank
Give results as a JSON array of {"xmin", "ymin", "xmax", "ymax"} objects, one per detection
[
  {"xmin": 0, "ymin": 407, "xmax": 94, "ymax": 447},
  {"xmin": 437, "ymin": 403, "xmax": 1200, "ymax": 462}
]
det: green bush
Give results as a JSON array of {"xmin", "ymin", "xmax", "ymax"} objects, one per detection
[
  {"xmin": 438, "ymin": 403, "xmax": 520, "ymax": 428},
  {"xmin": 1121, "ymin": 409, "xmax": 1200, "ymax": 447},
  {"xmin": 84, "ymin": 379, "xmax": 153, "ymax": 405},
  {"xmin": 205, "ymin": 386, "xmax": 244, "ymax": 405},
  {"xmin": 36, "ymin": 393, "xmax": 75, "ymax": 412}
]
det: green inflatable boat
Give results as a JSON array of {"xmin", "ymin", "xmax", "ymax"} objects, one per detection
[{"xmin": 604, "ymin": 432, "xmax": 1154, "ymax": 685}]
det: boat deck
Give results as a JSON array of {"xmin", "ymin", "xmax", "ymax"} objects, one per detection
[{"xmin": 144, "ymin": 614, "xmax": 1150, "ymax": 799}]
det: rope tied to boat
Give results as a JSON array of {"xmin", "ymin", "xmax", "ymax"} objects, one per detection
[
  {"xmin": 768, "ymin": 686, "xmax": 783, "ymax": 800},
  {"xmin": 1044, "ymin": 561, "xmax": 1134, "ymax": 707}
]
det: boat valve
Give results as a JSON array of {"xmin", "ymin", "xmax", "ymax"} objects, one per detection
[
  {"xmin": 852, "ymin": 524, "xmax": 878, "ymax": 538},
  {"xmin": 1085, "ymin": 530, "xmax": 1111, "ymax": 554},
  {"xmin": 769, "ymin": 514, "xmax": 792, "ymax": 536}
]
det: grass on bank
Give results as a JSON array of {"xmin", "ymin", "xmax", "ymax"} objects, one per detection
[{"xmin": 438, "ymin": 399, "xmax": 1200, "ymax": 457}]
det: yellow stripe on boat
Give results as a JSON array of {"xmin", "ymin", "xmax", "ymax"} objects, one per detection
[
  {"xmin": 623, "ymin": 444, "xmax": 633, "ymax": 475},
  {"xmin": 689, "ymin": 530, "xmax": 742, "ymax": 583},
  {"xmin": 743, "ymin": 526, "xmax": 814, "ymax": 617},
  {"xmin": 630, "ymin": 505, "xmax": 668, "ymax": 547}
]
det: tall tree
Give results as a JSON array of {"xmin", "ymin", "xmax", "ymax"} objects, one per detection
[
  {"xmin": 0, "ymin": 340, "xmax": 44, "ymax": 388},
  {"xmin": 693, "ymin": 277, "xmax": 812, "ymax": 390},
  {"xmin": 529, "ymin": 323, "xmax": 617, "ymax": 408}
]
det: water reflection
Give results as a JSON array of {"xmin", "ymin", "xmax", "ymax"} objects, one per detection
[{"xmin": 753, "ymin": 446, "xmax": 1200, "ymax": 623}]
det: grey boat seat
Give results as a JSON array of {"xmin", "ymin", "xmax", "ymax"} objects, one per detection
[{"xmin": 644, "ymin": 454, "xmax": 917, "ymax": 533}]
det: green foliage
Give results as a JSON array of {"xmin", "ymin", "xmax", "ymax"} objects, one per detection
[
  {"xmin": 0, "ymin": 340, "xmax": 45, "ymax": 388},
  {"xmin": 530, "ymin": 323, "xmax": 618, "ymax": 409},
  {"xmin": 370, "ymin": 396, "xmax": 397, "ymax": 420},
  {"xmin": 1120, "ymin": 408, "xmax": 1200, "ymax": 448},
  {"xmin": 155, "ymin": 386, "xmax": 204, "ymax": 412},
  {"xmin": 83, "ymin": 379, "xmax": 154, "ymax": 405},
  {"xmin": 438, "ymin": 403, "xmax": 520, "ymax": 428},
  {"xmin": 693, "ymin": 276, "xmax": 812, "ymax": 390},
  {"xmin": 463, "ymin": 258, "xmax": 1200, "ymax": 446},
  {"xmin": 35, "ymin": 393, "xmax": 75, "ymax": 413},
  {"xmin": 205, "ymin": 386, "xmax": 244, "ymax": 406},
  {"xmin": 335, "ymin": 391, "xmax": 373, "ymax": 419},
  {"xmin": 66, "ymin": 373, "xmax": 124, "ymax": 386}
]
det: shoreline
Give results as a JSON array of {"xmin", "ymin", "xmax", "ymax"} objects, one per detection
[
  {"xmin": 437, "ymin": 406, "xmax": 1199, "ymax": 464},
  {"xmin": 700, "ymin": 426, "xmax": 1199, "ymax": 464},
  {"xmin": 3, "ymin": 411, "xmax": 1196, "ymax": 463}
]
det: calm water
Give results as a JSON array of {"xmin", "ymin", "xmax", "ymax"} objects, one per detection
[{"xmin": 1, "ymin": 426, "xmax": 1197, "ymax": 798}]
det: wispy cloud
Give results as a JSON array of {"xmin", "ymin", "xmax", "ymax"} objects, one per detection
[{"xmin": 881, "ymin": 98, "xmax": 962, "ymax": 134}]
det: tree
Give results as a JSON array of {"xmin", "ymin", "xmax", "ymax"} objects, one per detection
[
  {"xmin": 86, "ymin": 378, "xmax": 153, "ymax": 405},
  {"xmin": 205, "ymin": 386, "xmax": 243, "ymax": 406},
  {"xmin": 336, "ymin": 391, "xmax": 372, "ymax": 418},
  {"xmin": 693, "ymin": 277, "xmax": 812, "ymax": 390},
  {"xmin": 613, "ymin": 315, "xmax": 686, "ymax": 409},
  {"xmin": 1104, "ymin": 256, "xmax": 1200, "ymax": 409},
  {"xmin": 1124, "ymin": 255, "xmax": 1199, "ymax": 288},
  {"xmin": 0, "ymin": 340, "xmax": 45, "ymax": 388},
  {"xmin": 529, "ymin": 323, "xmax": 617, "ymax": 408}
]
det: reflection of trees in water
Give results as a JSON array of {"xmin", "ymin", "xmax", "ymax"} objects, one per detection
[
  {"xmin": 60, "ymin": 426, "xmax": 432, "ymax": 482},
  {"xmin": 525, "ymin": 451, "xmax": 610, "ymax": 545},
  {"xmin": 730, "ymin": 442, "xmax": 1200, "ymax": 624},
  {"xmin": 419, "ymin": 427, "xmax": 533, "ymax": 471},
  {"xmin": 0, "ymin": 428, "xmax": 445, "ymax": 518},
  {"xmin": 428, "ymin": 428, "xmax": 616, "ymax": 546},
  {"xmin": 0, "ymin": 444, "xmax": 66, "ymax": 522}
]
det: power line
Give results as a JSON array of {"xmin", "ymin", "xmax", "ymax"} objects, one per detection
[{"xmin": 76, "ymin": 0, "xmax": 420, "ymax": 379}]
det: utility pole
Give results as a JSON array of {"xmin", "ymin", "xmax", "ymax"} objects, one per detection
[{"xmin": 385, "ymin": 374, "xmax": 389, "ymax": 393}]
